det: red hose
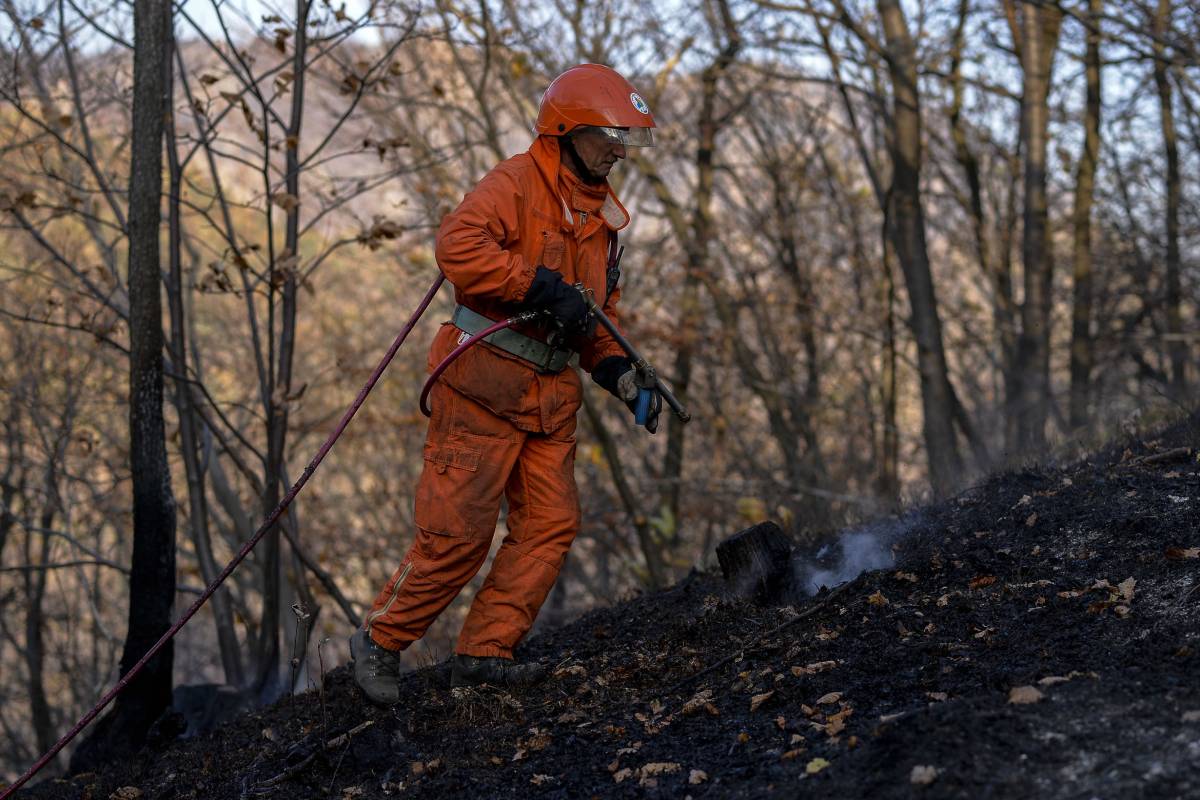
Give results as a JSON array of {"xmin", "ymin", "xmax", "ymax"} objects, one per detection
[
  {"xmin": 418, "ymin": 312, "xmax": 534, "ymax": 417},
  {"xmin": 0, "ymin": 273, "xmax": 446, "ymax": 799}
]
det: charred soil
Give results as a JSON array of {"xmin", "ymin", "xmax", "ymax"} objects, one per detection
[{"xmin": 23, "ymin": 416, "xmax": 1200, "ymax": 799}]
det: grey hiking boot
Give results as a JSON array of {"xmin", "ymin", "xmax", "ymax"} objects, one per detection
[
  {"xmin": 350, "ymin": 628, "xmax": 402, "ymax": 705},
  {"xmin": 450, "ymin": 654, "xmax": 547, "ymax": 689}
]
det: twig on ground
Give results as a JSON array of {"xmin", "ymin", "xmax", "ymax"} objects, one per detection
[
  {"xmin": 1125, "ymin": 447, "xmax": 1193, "ymax": 467},
  {"xmin": 662, "ymin": 582, "xmax": 851, "ymax": 697}
]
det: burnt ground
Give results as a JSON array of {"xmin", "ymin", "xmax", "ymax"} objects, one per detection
[{"xmin": 20, "ymin": 414, "xmax": 1200, "ymax": 799}]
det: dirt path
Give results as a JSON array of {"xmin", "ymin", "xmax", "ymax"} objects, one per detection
[{"xmin": 23, "ymin": 416, "xmax": 1200, "ymax": 799}]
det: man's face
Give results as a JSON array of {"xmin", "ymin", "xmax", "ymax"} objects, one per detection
[{"xmin": 569, "ymin": 127, "xmax": 627, "ymax": 180}]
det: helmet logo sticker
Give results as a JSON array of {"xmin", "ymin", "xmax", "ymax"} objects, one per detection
[{"xmin": 630, "ymin": 92, "xmax": 650, "ymax": 115}]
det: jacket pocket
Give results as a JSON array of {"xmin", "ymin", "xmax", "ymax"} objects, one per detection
[{"xmin": 539, "ymin": 230, "xmax": 565, "ymax": 270}]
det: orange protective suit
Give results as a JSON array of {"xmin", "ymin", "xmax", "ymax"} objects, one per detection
[{"xmin": 365, "ymin": 134, "xmax": 629, "ymax": 658}]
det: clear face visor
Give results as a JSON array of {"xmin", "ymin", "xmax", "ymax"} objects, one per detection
[{"xmin": 573, "ymin": 125, "xmax": 655, "ymax": 147}]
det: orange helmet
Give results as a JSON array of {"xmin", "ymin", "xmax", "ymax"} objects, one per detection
[{"xmin": 535, "ymin": 64, "xmax": 656, "ymax": 146}]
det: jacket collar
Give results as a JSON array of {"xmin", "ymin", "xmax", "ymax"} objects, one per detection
[{"xmin": 529, "ymin": 135, "xmax": 630, "ymax": 231}]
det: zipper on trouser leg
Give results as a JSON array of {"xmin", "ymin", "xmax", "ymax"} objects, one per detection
[{"xmin": 365, "ymin": 561, "xmax": 414, "ymax": 637}]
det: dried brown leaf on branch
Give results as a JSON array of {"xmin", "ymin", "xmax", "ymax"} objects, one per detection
[{"xmin": 271, "ymin": 192, "xmax": 300, "ymax": 212}]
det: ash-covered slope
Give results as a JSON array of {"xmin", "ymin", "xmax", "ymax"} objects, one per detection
[{"xmin": 25, "ymin": 416, "xmax": 1200, "ymax": 799}]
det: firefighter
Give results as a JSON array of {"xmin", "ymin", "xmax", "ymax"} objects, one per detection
[{"xmin": 351, "ymin": 64, "xmax": 658, "ymax": 703}]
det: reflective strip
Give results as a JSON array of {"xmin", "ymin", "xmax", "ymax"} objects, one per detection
[
  {"xmin": 365, "ymin": 561, "xmax": 413, "ymax": 634},
  {"xmin": 561, "ymin": 196, "xmax": 574, "ymax": 224}
]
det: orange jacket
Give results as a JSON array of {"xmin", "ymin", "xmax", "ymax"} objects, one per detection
[{"xmin": 430, "ymin": 134, "xmax": 631, "ymax": 433}]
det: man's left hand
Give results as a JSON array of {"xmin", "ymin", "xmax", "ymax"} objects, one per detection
[{"xmin": 592, "ymin": 356, "xmax": 661, "ymax": 433}]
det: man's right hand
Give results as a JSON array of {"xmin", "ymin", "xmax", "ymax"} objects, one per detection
[{"xmin": 522, "ymin": 266, "xmax": 590, "ymax": 335}]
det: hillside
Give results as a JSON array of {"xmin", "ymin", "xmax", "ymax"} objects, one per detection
[{"xmin": 22, "ymin": 414, "xmax": 1200, "ymax": 799}]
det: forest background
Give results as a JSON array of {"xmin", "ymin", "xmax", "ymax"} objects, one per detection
[{"xmin": 0, "ymin": 0, "xmax": 1195, "ymax": 780}]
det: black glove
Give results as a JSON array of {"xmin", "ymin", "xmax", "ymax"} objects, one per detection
[
  {"xmin": 592, "ymin": 356, "xmax": 633, "ymax": 398},
  {"xmin": 592, "ymin": 355, "xmax": 661, "ymax": 434},
  {"xmin": 523, "ymin": 266, "xmax": 589, "ymax": 336}
]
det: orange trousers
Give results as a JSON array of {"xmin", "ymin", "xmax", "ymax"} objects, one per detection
[{"xmin": 364, "ymin": 383, "xmax": 580, "ymax": 659}]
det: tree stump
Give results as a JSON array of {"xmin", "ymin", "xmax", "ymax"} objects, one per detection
[{"xmin": 716, "ymin": 521, "xmax": 795, "ymax": 604}]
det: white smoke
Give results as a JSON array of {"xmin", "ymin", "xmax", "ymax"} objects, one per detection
[{"xmin": 792, "ymin": 514, "xmax": 921, "ymax": 596}]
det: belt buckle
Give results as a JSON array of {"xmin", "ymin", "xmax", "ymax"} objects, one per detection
[{"xmin": 537, "ymin": 330, "xmax": 565, "ymax": 373}]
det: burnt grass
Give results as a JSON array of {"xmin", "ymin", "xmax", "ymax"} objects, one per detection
[{"xmin": 24, "ymin": 415, "xmax": 1200, "ymax": 799}]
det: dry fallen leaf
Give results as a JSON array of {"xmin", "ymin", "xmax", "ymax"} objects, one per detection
[
  {"xmin": 688, "ymin": 769, "xmax": 708, "ymax": 785},
  {"xmin": 612, "ymin": 768, "xmax": 633, "ymax": 784},
  {"xmin": 824, "ymin": 707, "xmax": 852, "ymax": 736},
  {"xmin": 750, "ymin": 691, "xmax": 775, "ymax": 712},
  {"xmin": 792, "ymin": 660, "xmax": 838, "ymax": 677},
  {"xmin": 639, "ymin": 762, "xmax": 681, "ymax": 777},
  {"xmin": 1025, "ymin": 512, "xmax": 1038, "ymax": 527},
  {"xmin": 686, "ymin": 690, "xmax": 710, "ymax": 714},
  {"xmin": 341, "ymin": 787, "xmax": 364, "ymax": 799},
  {"xmin": 1181, "ymin": 711, "xmax": 1200, "ymax": 723},
  {"xmin": 910, "ymin": 765, "xmax": 939, "ymax": 785},
  {"xmin": 867, "ymin": 590, "xmax": 889, "ymax": 607},
  {"xmin": 926, "ymin": 692, "xmax": 948, "ymax": 701},
  {"xmin": 1008, "ymin": 686, "xmax": 1044, "ymax": 705},
  {"xmin": 1118, "ymin": 577, "xmax": 1136, "ymax": 603},
  {"xmin": 816, "ymin": 691, "xmax": 843, "ymax": 705},
  {"xmin": 805, "ymin": 757, "xmax": 831, "ymax": 775},
  {"xmin": 969, "ymin": 575, "xmax": 997, "ymax": 590},
  {"xmin": 530, "ymin": 774, "xmax": 553, "ymax": 786},
  {"xmin": 1165, "ymin": 547, "xmax": 1200, "ymax": 560},
  {"xmin": 109, "ymin": 789, "xmax": 143, "ymax": 800}
]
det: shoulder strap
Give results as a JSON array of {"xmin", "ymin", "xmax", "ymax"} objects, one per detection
[{"xmin": 605, "ymin": 230, "xmax": 623, "ymax": 302}]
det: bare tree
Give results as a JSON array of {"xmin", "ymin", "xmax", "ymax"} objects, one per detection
[
  {"xmin": 1151, "ymin": 0, "xmax": 1186, "ymax": 398},
  {"xmin": 1007, "ymin": 0, "xmax": 1063, "ymax": 451},
  {"xmin": 1069, "ymin": 0, "xmax": 1103, "ymax": 431},
  {"xmin": 72, "ymin": 0, "xmax": 176, "ymax": 770}
]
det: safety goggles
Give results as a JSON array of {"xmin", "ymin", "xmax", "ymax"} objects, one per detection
[{"xmin": 572, "ymin": 125, "xmax": 655, "ymax": 147}]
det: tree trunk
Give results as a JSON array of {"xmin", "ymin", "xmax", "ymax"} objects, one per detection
[
  {"xmin": 1153, "ymin": 0, "xmax": 1186, "ymax": 398},
  {"xmin": 1069, "ymin": 0, "xmax": 1102, "ymax": 431},
  {"xmin": 950, "ymin": 0, "xmax": 1017, "ymax": 446},
  {"xmin": 74, "ymin": 0, "xmax": 177, "ymax": 769},
  {"xmin": 581, "ymin": 391, "xmax": 666, "ymax": 589},
  {"xmin": 657, "ymin": 0, "xmax": 739, "ymax": 531},
  {"xmin": 876, "ymin": 0, "xmax": 963, "ymax": 493},
  {"xmin": 165, "ymin": 35, "xmax": 244, "ymax": 689},
  {"xmin": 1013, "ymin": 0, "xmax": 1062, "ymax": 451},
  {"xmin": 117, "ymin": 0, "xmax": 176, "ymax": 737},
  {"xmin": 254, "ymin": 0, "xmax": 310, "ymax": 699}
]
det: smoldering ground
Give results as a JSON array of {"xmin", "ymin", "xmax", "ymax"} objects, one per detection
[{"xmin": 790, "ymin": 513, "xmax": 925, "ymax": 599}]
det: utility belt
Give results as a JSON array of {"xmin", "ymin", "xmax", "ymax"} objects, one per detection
[{"xmin": 451, "ymin": 304, "xmax": 575, "ymax": 373}]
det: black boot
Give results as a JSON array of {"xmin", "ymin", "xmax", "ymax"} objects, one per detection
[{"xmin": 450, "ymin": 654, "xmax": 547, "ymax": 689}]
